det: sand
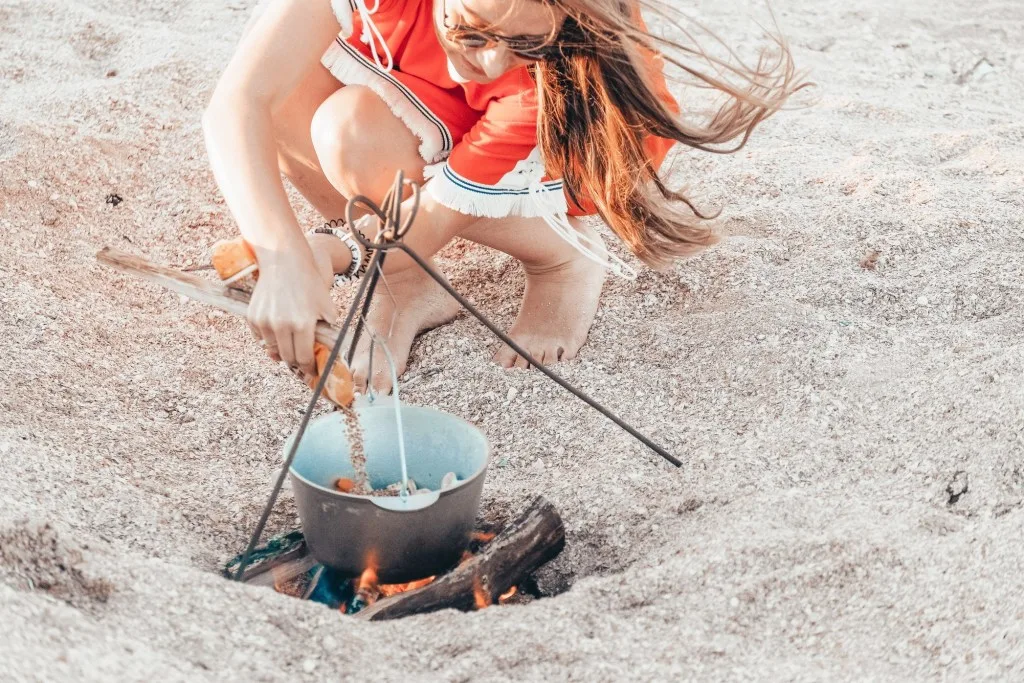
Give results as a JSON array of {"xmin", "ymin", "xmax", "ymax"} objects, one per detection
[{"xmin": 1, "ymin": 0, "xmax": 1023, "ymax": 680}]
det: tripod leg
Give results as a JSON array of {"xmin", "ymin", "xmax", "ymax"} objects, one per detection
[
  {"xmin": 345, "ymin": 252, "xmax": 388, "ymax": 367},
  {"xmin": 396, "ymin": 245, "xmax": 681, "ymax": 468},
  {"xmin": 233, "ymin": 248, "xmax": 387, "ymax": 581}
]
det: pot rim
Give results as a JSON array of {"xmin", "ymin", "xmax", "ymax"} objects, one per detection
[{"xmin": 286, "ymin": 404, "xmax": 491, "ymax": 501}]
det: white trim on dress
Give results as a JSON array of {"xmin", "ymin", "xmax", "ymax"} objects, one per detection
[{"xmin": 321, "ymin": 38, "xmax": 453, "ymax": 165}]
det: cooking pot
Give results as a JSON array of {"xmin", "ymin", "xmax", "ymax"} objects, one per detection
[{"xmin": 288, "ymin": 403, "xmax": 489, "ymax": 583}]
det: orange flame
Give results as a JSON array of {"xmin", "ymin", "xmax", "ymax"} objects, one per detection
[
  {"xmin": 271, "ymin": 537, "xmax": 515, "ymax": 613},
  {"xmin": 379, "ymin": 576, "xmax": 434, "ymax": 598},
  {"xmin": 473, "ymin": 575, "xmax": 491, "ymax": 610},
  {"xmin": 360, "ymin": 552, "xmax": 380, "ymax": 586},
  {"xmin": 350, "ymin": 560, "xmax": 435, "ymax": 609},
  {"xmin": 355, "ymin": 565, "xmax": 380, "ymax": 605},
  {"xmin": 271, "ymin": 566, "xmax": 287, "ymax": 593}
]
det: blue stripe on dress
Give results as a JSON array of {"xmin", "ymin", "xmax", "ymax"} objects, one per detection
[
  {"xmin": 335, "ymin": 38, "xmax": 453, "ymax": 153},
  {"xmin": 441, "ymin": 164, "xmax": 563, "ymax": 196}
]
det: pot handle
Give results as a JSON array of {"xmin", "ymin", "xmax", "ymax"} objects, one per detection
[
  {"xmin": 363, "ymin": 322, "xmax": 413, "ymax": 500},
  {"xmin": 369, "ymin": 489, "xmax": 441, "ymax": 511}
]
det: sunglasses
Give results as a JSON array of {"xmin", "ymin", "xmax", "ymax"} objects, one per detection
[{"xmin": 441, "ymin": 0, "xmax": 564, "ymax": 61}]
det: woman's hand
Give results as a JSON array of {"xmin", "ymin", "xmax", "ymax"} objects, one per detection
[
  {"xmin": 247, "ymin": 247, "xmax": 336, "ymax": 378},
  {"xmin": 201, "ymin": 0, "xmax": 343, "ymax": 378}
]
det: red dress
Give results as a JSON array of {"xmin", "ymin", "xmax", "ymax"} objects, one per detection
[{"xmin": 323, "ymin": 0, "xmax": 677, "ymax": 276}]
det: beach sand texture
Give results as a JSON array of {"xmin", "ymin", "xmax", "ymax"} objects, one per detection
[{"xmin": 1, "ymin": 0, "xmax": 1023, "ymax": 680}]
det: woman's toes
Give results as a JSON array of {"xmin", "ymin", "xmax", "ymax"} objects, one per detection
[
  {"xmin": 541, "ymin": 346, "xmax": 563, "ymax": 366},
  {"xmin": 369, "ymin": 354, "xmax": 403, "ymax": 394},
  {"xmin": 349, "ymin": 347, "xmax": 402, "ymax": 396},
  {"xmin": 521, "ymin": 344, "xmax": 553, "ymax": 369},
  {"xmin": 351, "ymin": 366, "xmax": 369, "ymax": 394},
  {"xmin": 368, "ymin": 371, "xmax": 393, "ymax": 396},
  {"xmin": 495, "ymin": 339, "xmax": 574, "ymax": 370},
  {"xmin": 512, "ymin": 352, "xmax": 531, "ymax": 370},
  {"xmin": 493, "ymin": 344, "xmax": 519, "ymax": 369}
]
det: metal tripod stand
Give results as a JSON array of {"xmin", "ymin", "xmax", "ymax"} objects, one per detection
[{"xmin": 233, "ymin": 172, "xmax": 679, "ymax": 581}]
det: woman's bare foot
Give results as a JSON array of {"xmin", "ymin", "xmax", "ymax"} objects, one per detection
[
  {"xmin": 493, "ymin": 248, "xmax": 607, "ymax": 369},
  {"xmin": 346, "ymin": 262, "xmax": 460, "ymax": 394}
]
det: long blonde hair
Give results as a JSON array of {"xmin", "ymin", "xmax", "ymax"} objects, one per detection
[{"xmin": 533, "ymin": 0, "xmax": 810, "ymax": 267}]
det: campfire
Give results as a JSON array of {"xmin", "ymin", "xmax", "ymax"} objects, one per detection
[
  {"xmin": 359, "ymin": 572, "xmax": 520, "ymax": 611},
  {"xmin": 229, "ymin": 497, "xmax": 563, "ymax": 621},
  {"xmin": 338, "ymin": 533, "xmax": 520, "ymax": 614}
]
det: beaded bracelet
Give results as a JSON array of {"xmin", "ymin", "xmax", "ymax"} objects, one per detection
[{"xmin": 309, "ymin": 219, "xmax": 371, "ymax": 284}]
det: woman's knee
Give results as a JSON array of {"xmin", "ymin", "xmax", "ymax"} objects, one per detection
[{"xmin": 310, "ymin": 85, "xmax": 425, "ymax": 198}]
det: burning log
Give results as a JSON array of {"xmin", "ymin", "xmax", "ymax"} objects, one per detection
[{"xmin": 356, "ymin": 496, "xmax": 565, "ymax": 621}]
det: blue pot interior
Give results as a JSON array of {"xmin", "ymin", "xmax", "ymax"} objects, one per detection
[{"xmin": 288, "ymin": 405, "xmax": 489, "ymax": 492}]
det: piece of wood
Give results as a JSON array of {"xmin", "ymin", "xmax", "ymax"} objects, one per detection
[
  {"xmin": 96, "ymin": 247, "xmax": 340, "ymax": 347},
  {"xmin": 356, "ymin": 496, "xmax": 565, "ymax": 621},
  {"xmin": 96, "ymin": 247, "xmax": 354, "ymax": 407}
]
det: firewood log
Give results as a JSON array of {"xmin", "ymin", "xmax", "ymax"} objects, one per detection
[{"xmin": 356, "ymin": 496, "xmax": 565, "ymax": 621}]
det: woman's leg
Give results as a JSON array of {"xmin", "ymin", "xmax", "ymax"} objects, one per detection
[
  {"xmin": 268, "ymin": 67, "xmax": 604, "ymax": 389},
  {"xmin": 270, "ymin": 68, "xmax": 374, "ymax": 220},
  {"xmin": 339, "ymin": 208, "xmax": 606, "ymax": 384},
  {"xmin": 333, "ymin": 208, "xmax": 606, "ymax": 389},
  {"xmin": 459, "ymin": 215, "xmax": 606, "ymax": 370},
  {"xmin": 302, "ymin": 83, "xmax": 461, "ymax": 390}
]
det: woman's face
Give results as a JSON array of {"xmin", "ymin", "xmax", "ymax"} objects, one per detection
[{"xmin": 434, "ymin": 0, "xmax": 565, "ymax": 84}]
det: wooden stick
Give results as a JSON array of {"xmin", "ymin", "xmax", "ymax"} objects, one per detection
[
  {"xmin": 356, "ymin": 496, "xmax": 565, "ymax": 621},
  {"xmin": 95, "ymin": 247, "xmax": 341, "ymax": 347}
]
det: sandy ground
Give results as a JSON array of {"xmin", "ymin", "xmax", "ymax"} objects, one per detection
[{"xmin": 2, "ymin": 0, "xmax": 1024, "ymax": 680}]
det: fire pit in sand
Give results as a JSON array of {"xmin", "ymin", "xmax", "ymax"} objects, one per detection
[{"xmin": 225, "ymin": 496, "xmax": 564, "ymax": 620}]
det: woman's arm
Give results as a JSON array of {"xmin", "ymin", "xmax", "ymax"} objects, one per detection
[{"xmin": 202, "ymin": 0, "xmax": 342, "ymax": 375}]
